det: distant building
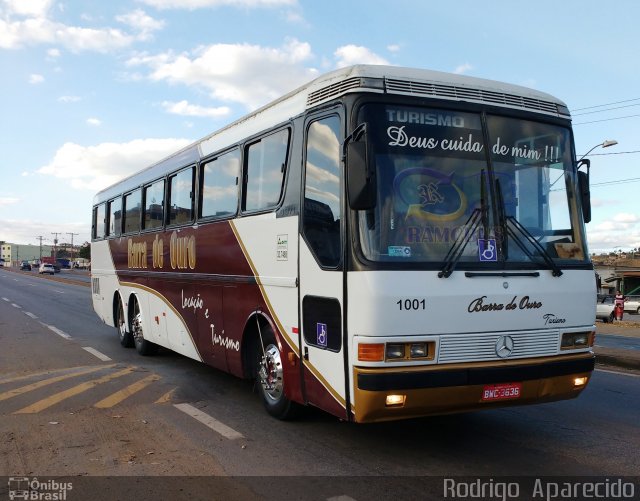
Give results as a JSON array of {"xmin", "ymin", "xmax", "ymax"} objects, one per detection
[{"xmin": 0, "ymin": 242, "xmax": 54, "ymax": 266}]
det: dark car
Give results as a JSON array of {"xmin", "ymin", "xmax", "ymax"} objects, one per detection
[{"xmin": 20, "ymin": 261, "xmax": 32, "ymax": 271}]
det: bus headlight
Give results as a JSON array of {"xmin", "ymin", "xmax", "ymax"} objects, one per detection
[
  {"xmin": 561, "ymin": 331, "xmax": 594, "ymax": 350},
  {"xmin": 386, "ymin": 344, "xmax": 405, "ymax": 360},
  {"xmin": 410, "ymin": 343, "xmax": 428, "ymax": 358}
]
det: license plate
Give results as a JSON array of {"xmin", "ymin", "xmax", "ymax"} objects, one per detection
[{"xmin": 481, "ymin": 383, "xmax": 522, "ymax": 401}]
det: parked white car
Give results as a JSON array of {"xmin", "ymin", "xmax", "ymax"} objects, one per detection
[
  {"xmin": 623, "ymin": 295, "xmax": 640, "ymax": 314},
  {"xmin": 596, "ymin": 295, "xmax": 615, "ymax": 323},
  {"xmin": 38, "ymin": 263, "xmax": 55, "ymax": 275}
]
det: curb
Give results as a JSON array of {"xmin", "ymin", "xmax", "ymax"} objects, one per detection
[{"xmin": 595, "ymin": 347, "xmax": 640, "ymax": 372}]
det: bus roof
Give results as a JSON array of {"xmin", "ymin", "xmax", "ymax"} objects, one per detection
[{"xmin": 94, "ymin": 64, "xmax": 570, "ymax": 204}]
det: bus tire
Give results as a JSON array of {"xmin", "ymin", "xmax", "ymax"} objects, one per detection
[
  {"xmin": 115, "ymin": 294, "xmax": 133, "ymax": 348},
  {"xmin": 255, "ymin": 327, "xmax": 299, "ymax": 420},
  {"xmin": 131, "ymin": 297, "xmax": 157, "ymax": 356}
]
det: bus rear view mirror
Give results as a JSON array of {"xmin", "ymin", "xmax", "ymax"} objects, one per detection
[
  {"xmin": 578, "ymin": 169, "xmax": 591, "ymax": 224},
  {"xmin": 346, "ymin": 141, "xmax": 376, "ymax": 210}
]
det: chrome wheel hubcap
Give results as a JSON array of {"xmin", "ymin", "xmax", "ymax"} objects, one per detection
[{"xmin": 258, "ymin": 344, "xmax": 283, "ymax": 402}]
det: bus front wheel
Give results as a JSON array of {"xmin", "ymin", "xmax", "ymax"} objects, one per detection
[
  {"xmin": 255, "ymin": 328, "xmax": 298, "ymax": 420},
  {"xmin": 115, "ymin": 295, "xmax": 133, "ymax": 348},
  {"xmin": 131, "ymin": 298, "xmax": 157, "ymax": 356}
]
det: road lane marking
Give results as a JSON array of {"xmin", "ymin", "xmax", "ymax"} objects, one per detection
[
  {"xmin": 14, "ymin": 367, "xmax": 135, "ymax": 414},
  {"xmin": 174, "ymin": 403, "xmax": 245, "ymax": 440},
  {"xmin": 41, "ymin": 323, "xmax": 72, "ymax": 340},
  {"xmin": 0, "ymin": 365, "xmax": 111, "ymax": 403},
  {"xmin": 2, "ymin": 297, "xmax": 10, "ymax": 302},
  {"xmin": 0, "ymin": 365, "xmax": 102, "ymax": 385},
  {"xmin": 11, "ymin": 303, "xmax": 21, "ymax": 309},
  {"xmin": 94, "ymin": 374, "xmax": 160, "ymax": 408},
  {"xmin": 155, "ymin": 387, "xmax": 177, "ymax": 404},
  {"xmin": 23, "ymin": 311, "xmax": 37, "ymax": 319},
  {"xmin": 82, "ymin": 347, "xmax": 112, "ymax": 362}
]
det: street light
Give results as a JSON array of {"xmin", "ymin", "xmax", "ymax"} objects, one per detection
[{"xmin": 578, "ymin": 139, "xmax": 618, "ymax": 162}]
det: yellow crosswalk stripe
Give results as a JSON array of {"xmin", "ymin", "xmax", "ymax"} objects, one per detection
[
  {"xmin": 14, "ymin": 367, "xmax": 134, "ymax": 414},
  {"xmin": 0, "ymin": 365, "xmax": 104, "ymax": 386},
  {"xmin": 154, "ymin": 387, "xmax": 177, "ymax": 404},
  {"xmin": 0, "ymin": 365, "xmax": 112, "ymax": 403},
  {"xmin": 94, "ymin": 374, "xmax": 160, "ymax": 408}
]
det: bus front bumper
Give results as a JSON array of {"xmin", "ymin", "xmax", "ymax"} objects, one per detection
[{"xmin": 352, "ymin": 353, "xmax": 594, "ymax": 423}]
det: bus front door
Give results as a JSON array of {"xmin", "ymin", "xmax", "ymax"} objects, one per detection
[{"xmin": 299, "ymin": 113, "xmax": 348, "ymax": 420}]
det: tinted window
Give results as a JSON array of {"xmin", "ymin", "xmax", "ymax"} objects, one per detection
[
  {"xmin": 108, "ymin": 197, "xmax": 122, "ymax": 237},
  {"xmin": 169, "ymin": 167, "xmax": 194, "ymax": 225},
  {"xmin": 303, "ymin": 116, "xmax": 342, "ymax": 267},
  {"xmin": 244, "ymin": 129, "xmax": 289, "ymax": 211},
  {"xmin": 144, "ymin": 180, "xmax": 165, "ymax": 230},
  {"xmin": 124, "ymin": 189, "xmax": 141, "ymax": 234},
  {"xmin": 94, "ymin": 204, "xmax": 106, "ymax": 239},
  {"xmin": 201, "ymin": 149, "xmax": 240, "ymax": 218}
]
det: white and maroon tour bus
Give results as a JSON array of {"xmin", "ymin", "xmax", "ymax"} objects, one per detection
[{"xmin": 91, "ymin": 65, "xmax": 596, "ymax": 423}]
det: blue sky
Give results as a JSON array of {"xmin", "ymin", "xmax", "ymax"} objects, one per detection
[{"xmin": 1, "ymin": 0, "xmax": 638, "ymax": 253}]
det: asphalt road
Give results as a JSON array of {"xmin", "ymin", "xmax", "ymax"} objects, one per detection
[{"xmin": 1, "ymin": 269, "xmax": 639, "ymax": 499}]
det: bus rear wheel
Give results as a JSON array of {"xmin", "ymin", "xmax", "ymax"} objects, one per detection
[
  {"xmin": 255, "ymin": 329, "xmax": 298, "ymax": 419},
  {"xmin": 115, "ymin": 295, "xmax": 133, "ymax": 348},
  {"xmin": 131, "ymin": 298, "xmax": 157, "ymax": 356}
]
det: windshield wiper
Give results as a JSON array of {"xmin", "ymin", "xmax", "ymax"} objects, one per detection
[
  {"xmin": 495, "ymin": 179, "xmax": 563, "ymax": 277},
  {"xmin": 439, "ymin": 170, "xmax": 488, "ymax": 278}
]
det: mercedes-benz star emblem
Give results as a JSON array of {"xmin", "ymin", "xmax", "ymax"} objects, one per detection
[{"xmin": 495, "ymin": 335, "xmax": 515, "ymax": 358}]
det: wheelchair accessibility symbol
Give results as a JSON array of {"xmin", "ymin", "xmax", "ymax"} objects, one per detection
[{"xmin": 478, "ymin": 239, "xmax": 497, "ymax": 262}]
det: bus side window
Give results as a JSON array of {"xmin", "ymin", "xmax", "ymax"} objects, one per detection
[
  {"xmin": 143, "ymin": 179, "xmax": 165, "ymax": 230},
  {"xmin": 243, "ymin": 129, "xmax": 289, "ymax": 212},
  {"xmin": 200, "ymin": 150, "xmax": 240, "ymax": 219},
  {"xmin": 108, "ymin": 197, "xmax": 122, "ymax": 237},
  {"xmin": 169, "ymin": 166, "xmax": 194, "ymax": 225},
  {"xmin": 123, "ymin": 189, "xmax": 141, "ymax": 234},
  {"xmin": 303, "ymin": 116, "xmax": 341, "ymax": 267},
  {"xmin": 92, "ymin": 204, "xmax": 107, "ymax": 240}
]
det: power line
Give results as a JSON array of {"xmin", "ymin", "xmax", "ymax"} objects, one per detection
[
  {"xmin": 578, "ymin": 150, "xmax": 640, "ymax": 157},
  {"xmin": 573, "ymin": 112, "xmax": 640, "ymax": 125},
  {"xmin": 591, "ymin": 176, "xmax": 640, "ymax": 187},
  {"xmin": 573, "ymin": 102, "xmax": 640, "ymax": 116},
  {"xmin": 572, "ymin": 97, "xmax": 640, "ymax": 112}
]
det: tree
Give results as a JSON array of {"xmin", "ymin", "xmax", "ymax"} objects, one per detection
[{"xmin": 78, "ymin": 242, "xmax": 91, "ymax": 260}]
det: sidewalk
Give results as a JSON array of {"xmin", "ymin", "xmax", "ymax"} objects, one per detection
[{"xmin": 595, "ymin": 320, "xmax": 640, "ymax": 371}]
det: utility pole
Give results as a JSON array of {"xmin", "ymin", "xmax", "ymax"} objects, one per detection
[
  {"xmin": 35, "ymin": 236, "xmax": 46, "ymax": 262},
  {"xmin": 51, "ymin": 232, "xmax": 61, "ymax": 260},
  {"xmin": 66, "ymin": 232, "xmax": 79, "ymax": 265}
]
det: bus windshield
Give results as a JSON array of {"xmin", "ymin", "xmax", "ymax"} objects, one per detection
[{"xmin": 356, "ymin": 103, "xmax": 588, "ymax": 267}]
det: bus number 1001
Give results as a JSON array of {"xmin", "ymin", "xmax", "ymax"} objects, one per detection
[{"xmin": 396, "ymin": 298, "xmax": 426, "ymax": 311}]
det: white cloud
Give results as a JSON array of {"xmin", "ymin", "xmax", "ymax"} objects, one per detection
[
  {"xmin": 138, "ymin": 0, "xmax": 297, "ymax": 10},
  {"xmin": 161, "ymin": 100, "xmax": 231, "ymax": 118},
  {"xmin": 3, "ymin": 0, "xmax": 53, "ymax": 17},
  {"xmin": 0, "ymin": 16, "xmax": 136, "ymax": 52},
  {"xmin": 126, "ymin": 38, "xmax": 316, "ymax": 110},
  {"xmin": 613, "ymin": 213, "xmax": 639, "ymax": 223},
  {"xmin": 387, "ymin": 44, "xmax": 401, "ymax": 53},
  {"xmin": 334, "ymin": 45, "xmax": 388, "ymax": 68},
  {"xmin": 587, "ymin": 212, "xmax": 640, "ymax": 252},
  {"xmin": 115, "ymin": 9, "xmax": 164, "ymax": 40},
  {"xmin": 0, "ymin": 197, "xmax": 20, "ymax": 206},
  {"xmin": 0, "ymin": 219, "xmax": 89, "ymax": 247},
  {"xmin": 86, "ymin": 117, "xmax": 102, "ymax": 126},
  {"xmin": 453, "ymin": 63, "xmax": 473, "ymax": 75},
  {"xmin": 29, "ymin": 73, "xmax": 44, "ymax": 84},
  {"xmin": 37, "ymin": 138, "xmax": 192, "ymax": 192},
  {"xmin": 58, "ymin": 95, "xmax": 82, "ymax": 103},
  {"xmin": 0, "ymin": 4, "xmax": 160, "ymax": 52}
]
